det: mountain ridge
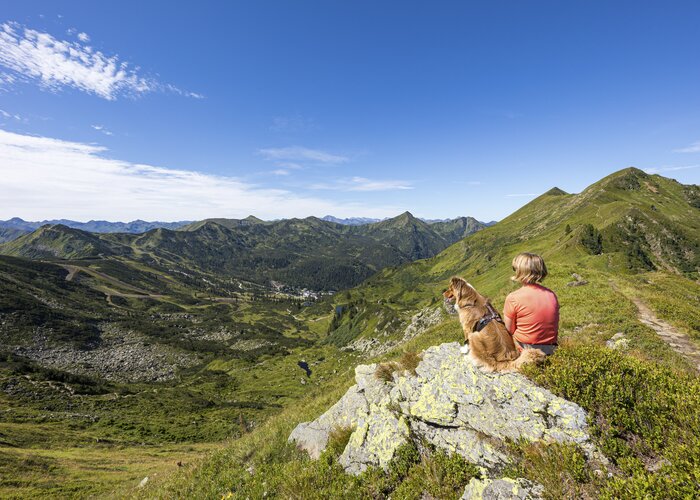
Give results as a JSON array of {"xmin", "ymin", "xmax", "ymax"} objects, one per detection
[{"xmin": 0, "ymin": 212, "xmax": 488, "ymax": 291}]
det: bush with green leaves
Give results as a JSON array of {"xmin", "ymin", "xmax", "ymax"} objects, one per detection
[{"xmin": 522, "ymin": 345, "xmax": 700, "ymax": 499}]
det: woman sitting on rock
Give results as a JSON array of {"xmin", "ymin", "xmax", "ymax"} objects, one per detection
[{"xmin": 503, "ymin": 252, "xmax": 559, "ymax": 356}]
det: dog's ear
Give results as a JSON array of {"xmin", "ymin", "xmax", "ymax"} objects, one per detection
[{"xmin": 452, "ymin": 277, "xmax": 478, "ymax": 307}]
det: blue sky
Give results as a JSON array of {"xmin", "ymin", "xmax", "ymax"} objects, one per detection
[{"xmin": 1, "ymin": 1, "xmax": 699, "ymax": 222}]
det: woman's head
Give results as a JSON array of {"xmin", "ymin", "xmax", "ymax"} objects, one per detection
[{"xmin": 511, "ymin": 252, "xmax": 548, "ymax": 284}]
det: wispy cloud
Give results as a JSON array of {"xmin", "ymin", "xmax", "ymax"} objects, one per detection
[
  {"xmin": 0, "ymin": 22, "xmax": 201, "ymax": 100},
  {"xmin": 644, "ymin": 164, "xmax": 700, "ymax": 174},
  {"xmin": 0, "ymin": 129, "xmax": 401, "ymax": 221},
  {"xmin": 0, "ymin": 108, "xmax": 23, "ymax": 121},
  {"xmin": 271, "ymin": 169, "xmax": 290, "ymax": 176},
  {"xmin": 674, "ymin": 141, "xmax": 700, "ymax": 153},
  {"xmin": 258, "ymin": 146, "xmax": 349, "ymax": 165},
  {"xmin": 270, "ymin": 115, "xmax": 316, "ymax": 132},
  {"xmin": 309, "ymin": 176, "xmax": 413, "ymax": 192},
  {"xmin": 91, "ymin": 124, "xmax": 113, "ymax": 136},
  {"xmin": 505, "ymin": 193, "xmax": 538, "ymax": 198}
]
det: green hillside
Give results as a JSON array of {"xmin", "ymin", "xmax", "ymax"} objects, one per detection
[
  {"xmin": 1, "ymin": 168, "xmax": 699, "ymax": 498},
  {"xmin": 0, "ymin": 227, "xmax": 28, "ymax": 244},
  {"xmin": 138, "ymin": 168, "xmax": 700, "ymax": 499},
  {"xmin": 0, "ymin": 213, "xmax": 486, "ymax": 291},
  {"xmin": 0, "ymin": 224, "xmax": 131, "ymax": 260}
]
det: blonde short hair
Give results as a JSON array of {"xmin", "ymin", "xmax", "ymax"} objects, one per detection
[{"xmin": 511, "ymin": 252, "xmax": 548, "ymax": 284}]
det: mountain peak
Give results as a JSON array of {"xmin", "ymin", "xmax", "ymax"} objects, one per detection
[
  {"xmin": 544, "ymin": 187, "xmax": 568, "ymax": 196},
  {"xmin": 594, "ymin": 167, "xmax": 651, "ymax": 192}
]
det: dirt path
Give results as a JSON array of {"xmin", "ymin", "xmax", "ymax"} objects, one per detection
[
  {"xmin": 60, "ymin": 264, "xmax": 167, "ymax": 306},
  {"xmin": 609, "ymin": 279, "xmax": 700, "ymax": 371},
  {"xmin": 629, "ymin": 295, "xmax": 700, "ymax": 371},
  {"xmin": 60, "ymin": 264, "xmax": 151, "ymax": 294}
]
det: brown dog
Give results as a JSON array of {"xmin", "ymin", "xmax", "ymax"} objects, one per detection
[{"xmin": 443, "ymin": 277, "xmax": 545, "ymax": 372}]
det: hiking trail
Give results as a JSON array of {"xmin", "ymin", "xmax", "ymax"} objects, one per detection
[
  {"xmin": 629, "ymin": 295, "xmax": 700, "ymax": 372},
  {"xmin": 611, "ymin": 280, "xmax": 700, "ymax": 371}
]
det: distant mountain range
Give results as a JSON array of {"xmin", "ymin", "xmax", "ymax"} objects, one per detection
[
  {"xmin": 321, "ymin": 215, "xmax": 498, "ymax": 226},
  {"xmin": 0, "ymin": 215, "xmax": 491, "ymax": 244},
  {"xmin": 0, "ymin": 212, "xmax": 488, "ymax": 290},
  {"xmin": 0, "ymin": 217, "xmax": 192, "ymax": 242},
  {"xmin": 321, "ymin": 216, "xmax": 382, "ymax": 225}
]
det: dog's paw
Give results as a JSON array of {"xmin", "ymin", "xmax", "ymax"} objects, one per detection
[{"xmin": 460, "ymin": 344, "xmax": 470, "ymax": 354}]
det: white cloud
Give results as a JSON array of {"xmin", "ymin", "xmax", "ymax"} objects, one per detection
[
  {"xmin": 0, "ymin": 22, "xmax": 201, "ymax": 100},
  {"xmin": 165, "ymin": 83, "xmax": 205, "ymax": 99},
  {"xmin": 0, "ymin": 108, "xmax": 22, "ymax": 121},
  {"xmin": 258, "ymin": 146, "xmax": 349, "ymax": 165},
  {"xmin": 0, "ymin": 129, "xmax": 401, "ymax": 221},
  {"xmin": 674, "ymin": 141, "xmax": 700, "ymax": 153},
  {"xmin": 644, "ymin": 164, "xmax": 700, "ymax": 174},
  {"xmin": 309, "ymin": 176, "xmax": 413, "ymax": 192},
  {"xmin": 91, "ymin": 124, "xmax": 113, "ymax": 136},
  {"xmin": 271, "ymin": 169, "xmax": 290, "ymax": 175}
]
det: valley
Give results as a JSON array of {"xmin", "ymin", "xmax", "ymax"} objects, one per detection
[
  {"xmin": 0, "ymin": 212, "xmax": 486, "ymax": 496},
  {"xmin": 1, "ymin": 168, "xmax": 699, "ymax": 498}
]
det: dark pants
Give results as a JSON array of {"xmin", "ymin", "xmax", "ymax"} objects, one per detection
[{"xmin": 517, "ymin": 341, "xmax": 557, "ymax": 356}]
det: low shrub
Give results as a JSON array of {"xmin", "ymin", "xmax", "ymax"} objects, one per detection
[{"xmin": 522, "ymin": 345, "xmax": 700, "ymax": 499}]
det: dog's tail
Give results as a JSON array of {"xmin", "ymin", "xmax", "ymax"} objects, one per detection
[{"xmin": 491, "ymin": 347, "xmax": 546, "ymax": 372}]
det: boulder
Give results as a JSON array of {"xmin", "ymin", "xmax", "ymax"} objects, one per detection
[
  {"xmin": 606, "ymin": 332, "xmax": 630, "ymax": 350},
  {"xmin": 289, "ymin": 342, "xmax": 599, "ymax": 480},
  {"xmin": 461, "ymin": 477, "xmax": 543, "ymax": 499}
]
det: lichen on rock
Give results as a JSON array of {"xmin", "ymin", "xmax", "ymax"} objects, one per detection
[
  {"xmin": 289, "ymin": 342, "xmax": 600, "ymax": 486},
  {"xmin": 461, "ymin": 477, "xmax": 544, "ymax": 499}
]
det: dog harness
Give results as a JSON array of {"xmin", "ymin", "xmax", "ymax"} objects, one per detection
[{"xmin": 474, "ymin": 303, "xmax": 503, "ymax": 332}]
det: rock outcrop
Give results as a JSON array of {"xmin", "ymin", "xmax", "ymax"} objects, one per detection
[
  {"xmin": 290, "ymin": 342, "xmax": 601, "ymax": 496},
  {"xmin": 343, "ymin": 306, "xmax": 445, "ymax": 357},
  {"xmin": 462, "ymin": 477, "xmax": 543, "ymax": 499}
]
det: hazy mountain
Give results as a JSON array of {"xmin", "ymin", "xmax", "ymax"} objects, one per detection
[
  {"xmin": 0, "ymin": 226, "xmax": 28, "ymax": 243},
  {"xmin": 0, "ymin": 217, "xmax": 192, "ymax": 234},
  {"xmin": 321, "ymin": 215, "xmax": 382, "ymax": 225}
]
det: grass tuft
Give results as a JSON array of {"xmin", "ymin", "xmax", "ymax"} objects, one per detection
[
  {"xmin": 374, "ymin": 361, "xmax": 400, "ymax": 382},
  {"xmin": 375, "ymin": 351, "xmax": 423, "ymax": 382},
  {"xmin": 327, "ymin": 425, "xmax": 354, "ymax": 457}
]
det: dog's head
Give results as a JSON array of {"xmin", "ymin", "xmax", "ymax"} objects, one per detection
[{"xmin": 443, "ymin": 276, "xmax": 486, "ymax": 313}]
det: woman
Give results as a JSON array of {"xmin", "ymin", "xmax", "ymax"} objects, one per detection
[{"xmin": 503, "ymin": 252, "xmax": 559, "ymax": 355}]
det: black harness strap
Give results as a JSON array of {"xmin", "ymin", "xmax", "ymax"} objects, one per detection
[{"xmin": 474, "ymin": 303, "xmax": 503, "ymax": 332}]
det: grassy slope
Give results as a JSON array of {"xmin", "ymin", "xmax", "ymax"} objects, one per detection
[
  {"xmin": 0, "ymin": 254, "xmax": 361, "ymax": 497},
  {"xmin": 139, "ymin": 168, "xmax": 700, "ymax": 499},
  {"xmin": 0, "ymin": 213, "xmax": 485, "ymax": 292}
]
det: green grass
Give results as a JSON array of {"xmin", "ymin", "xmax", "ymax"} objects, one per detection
[
  {"xmin": 134, "ymin": 169, "xmax": 700, "ymax": 498},
  {"xmin": 1, "ymin": 168, "xmax": 699, "ymax": 497}
]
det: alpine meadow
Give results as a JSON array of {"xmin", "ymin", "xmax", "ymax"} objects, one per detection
[{"xmin": 1, "ymin": 2, "xmax": 700, "ymax": 499}]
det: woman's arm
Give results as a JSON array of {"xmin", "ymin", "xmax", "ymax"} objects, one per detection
[
  {"xmin": 504, "ymin": 315, "xmax": 516, "ymax": 334},
  {"xmin": 503, "ymin": 295, "xmax": 517, "ymax": 334}
]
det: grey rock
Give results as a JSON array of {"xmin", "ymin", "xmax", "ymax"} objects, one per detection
[
  {"xmin": 288, "ymin": 384, "xmax": 369, "ymax": 460},
  {"xmin": 343, "ymin": 306, "xmax": 445, "ymax": 356},
  {"xmin": 606, "ymin": 332, "xmax": 630, "ymax": 350},
  {"xmin": 289, "ymin": 342, "xmax": 598, "ymax": 478},
  {"xmin": 462, "ymin": 477, "xmax": 543, "ymax": 499}
]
